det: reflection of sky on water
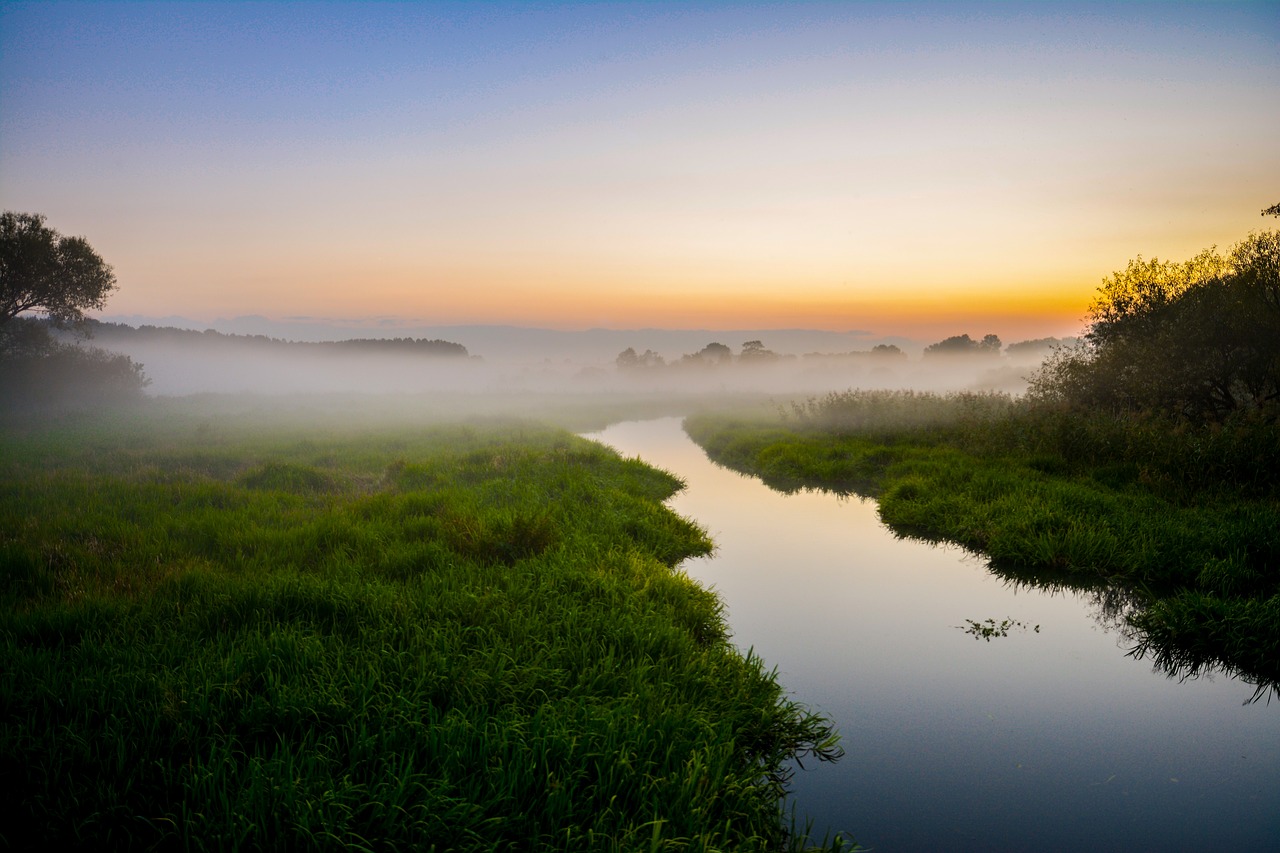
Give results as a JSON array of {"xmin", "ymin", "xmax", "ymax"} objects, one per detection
[{"xmin": 585, "ymin": 417, "xmax": 1280, "ymax": 852}]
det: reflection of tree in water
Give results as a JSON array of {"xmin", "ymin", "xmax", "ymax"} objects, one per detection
[
  {"xmin": 992, "ymin": 563, "xmax": 1279, "ymax": 705},
  {"xmin": 690, "ymin": 442, "xmax": 1279, "ymax": 704}
]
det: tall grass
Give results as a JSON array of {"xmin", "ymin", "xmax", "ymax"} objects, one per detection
[
  {"xmin": 1, "ymin": 403, "xmax": 846, "ymax": 850},
  {"xmin": 783, "ymin": 389, "xmax": 1280, "ymax": 500}
]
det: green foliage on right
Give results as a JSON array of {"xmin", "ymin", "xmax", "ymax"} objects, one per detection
[{"xmin": 1029, "ymin": 230, "xmax": 1280, "ymax": 421}]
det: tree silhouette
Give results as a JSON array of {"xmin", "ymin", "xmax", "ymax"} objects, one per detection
[
  {"xmin": 1030, "ymin": 231, "xmax": 1280, "ymax": 420},
  {"xmin": 923, "ymin": 333, "xmax": 1001, "ymax": 357},
  {"xmin": 1, "ymin": 212, "xmax": 117, "ymax": 328}
]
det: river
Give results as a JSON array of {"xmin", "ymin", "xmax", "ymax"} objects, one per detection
[{"xmin": 583, "ymin": 417, "xmax": 1280, "ymax": 852}]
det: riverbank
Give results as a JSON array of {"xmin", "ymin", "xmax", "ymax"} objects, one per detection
[
  {"xmin": 684, "ymin": 393, "xmax": 1280, "ymax": 697},
  {"xmin": 0, "ymin": 400, "xmax": 841, "ymax": 850}
]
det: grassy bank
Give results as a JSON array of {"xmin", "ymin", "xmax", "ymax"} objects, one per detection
[
  {"xmin": 0, "ymin": 401, "xmax": 841, "ymax": 851},
  {"xmin": 685, "ymin": 392, "xmax": 1280, "ymax": 697}
]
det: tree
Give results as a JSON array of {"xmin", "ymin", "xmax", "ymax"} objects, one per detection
[
  {"xmin": 923, "ymin": 333, "xmax": 1001, "ymax": 357},
  {"xmin": 738, "ymin": 340, "xmax": 778, "ymax": 362},
  {"xmin": 1083, "ymin": 249, "xmax": 1227, "ymax": 349},
  {"xmin": 615, "ymin": 347, "xmax": 664, "ymax": 370},
  {"xmin": 1, "ymin": 318, "xmax": 148, "ymax": 411},
  {"xmin": 696, "ymin": 342, "xmax": 733, "ymax": 363},
  {"xmin": 1, "ymin": 211, "xmax": 117, "ymax": 328},
  {"xmin": 1263, "ymin": 202, "xmax": 1280, "ymax": 217},
  {"xmin": 1029, "ymin": 231, "xmax": 1280, "ymax": 421}
]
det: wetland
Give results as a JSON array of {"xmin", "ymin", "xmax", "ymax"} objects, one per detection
[{"xmin": 589, "ymin": 415, "xmax": 1280, "ymax": 852}]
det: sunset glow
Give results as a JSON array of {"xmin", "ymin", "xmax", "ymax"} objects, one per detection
[{"xmin": 2, "ymin": 1, "xmax": 1276, "ymax": 342}]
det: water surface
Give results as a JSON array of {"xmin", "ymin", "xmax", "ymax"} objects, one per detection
[{"xmin": 584, "ymin": 417, "xmax": 1280, "ymax": 852}]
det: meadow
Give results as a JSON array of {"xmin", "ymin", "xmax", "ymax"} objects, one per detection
[
  {"xmin": 0, "ymin": 399, "xmax": 843, "ymax": 851},
  {"xmin": 685, "ymin": 391, "xmax": 1280, "ymax": 698}
]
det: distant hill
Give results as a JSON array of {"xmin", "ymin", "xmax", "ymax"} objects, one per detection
[{"xmin": 82, "ymin": 321, "xmax": 470, "ymax": 358}]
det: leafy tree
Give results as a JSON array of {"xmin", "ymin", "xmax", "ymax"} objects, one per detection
[
  {"xmin": 1030, "ymin": 231, "xmax": 1280, "ymax": 421},
  {"xmin": 615, "ymin": 347, "xmax": 664, "ymax": 370},
  {"xmin": 698, "ymin": 342, "xmax": 733, "ymax": 363},
  {"xmin": 1083, "ymin": 249, "xmax": 1228, "ymax": 348},
  {"xmin": 1005, "ymin": 337, "xmax": 1071, "ymax": 362},
  {"xmin": 0, "ymin": 215, "xmax": 146, "ymax": 411},
  {"xmin": 1, "ymin": 211, "xmax": 117, "ymax": 328},
  {"xmin": 1262, "ymin": 202, "xmax": 1279, "ymax": 217},
  {"xmin": 1229, "ymin": 228, "xmax": 1280, "ymax": 312},
  {"xmin": 923, "ymin": 333, "xmax": 1001, "ymax": 357},
  {"xmin": 739, "ymin": 340, "xmax": 778, "ymax": 361},
  {"xmin": 678, "ymin": 342, "xmax": 733, "ymax": 367}
]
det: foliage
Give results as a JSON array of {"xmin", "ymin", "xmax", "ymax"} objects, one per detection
[
  {"xmin": 618, "ymin": 340, "xmax": 798, "ymax": 373},
  {"xmin": 739, "ymin": 340, "xmax": 780, "ymax": 362},
  {"xmin": 922, "ymin": 333, "xmax": 1001, "ymax": 358},
  {"xmin": 0, "ymin": 409, "xmax": 843, "ymax": 850},
  {"xmin": 956, "ymin": 618, "xmax": 1039, "ymax": 642},
  {"xmin": 0, "ymin": 319, "xmax": 148, "ymax": 413},
  {"xmin": 1, "ymin": 211, "xmax": 117, "ymax": 328},
  {"xmin": 616, "ymin": 346, "xmax": 666, "ymax": 370},
  {"xmin": 783, "ymin": 389, "xmax": 1016, "ymax": 438},
  {"xmin": 689, "ymin": 342, "xmax": 733, "ymax": 364},
  {"xmin": 1029, "ymin": 232, "xmax": 1280, "ymax": 421}
]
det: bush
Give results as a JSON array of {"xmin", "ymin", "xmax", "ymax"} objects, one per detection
[
  {"xmin": 0, "ymin": 319, "xmax": 148, "ymax": 413},
  {"xmin": 1028, "ymin": 232, "xmax": 1280, "ymax": 422}
]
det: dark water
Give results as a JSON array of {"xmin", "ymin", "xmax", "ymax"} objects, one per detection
[{"xmin": 584, "ymin": 417, "xmax": 1280, "ymax": 852}]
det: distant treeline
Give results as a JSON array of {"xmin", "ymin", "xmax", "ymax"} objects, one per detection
[
  {"xmin": 81, "ymin": 320, "xmax": 471, "ymax": 358},
  {"xmin": 616, "ymin": 335, "xmax": 1075, "ymax": 372}
]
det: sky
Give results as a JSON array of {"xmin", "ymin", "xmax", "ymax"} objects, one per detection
[{"xmin": 2, "ymin": 1, "xmax": 1277, "ymax": 342}]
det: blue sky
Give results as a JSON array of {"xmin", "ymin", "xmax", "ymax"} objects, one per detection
[{"xmin": 2, "ymin": 1, "xmax": 1277, "ymax": 337}]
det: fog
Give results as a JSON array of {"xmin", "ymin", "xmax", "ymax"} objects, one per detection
[{"xmin": 79, "ymin": 321, "xmax": 1074, "ymax": 401}]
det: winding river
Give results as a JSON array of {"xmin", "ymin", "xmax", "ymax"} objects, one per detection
[{"xmin": 584, "ymin": 417, "xmax": 1280, "ymax": 852}]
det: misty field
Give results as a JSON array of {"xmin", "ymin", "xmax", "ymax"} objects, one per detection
[
  {"xmin": 0, "ymin": 404, "xmax": 841, "ymax": 851},
  {"xmin": 685, "ymin": 391, "xmax": 1280, "ymax": 697}
]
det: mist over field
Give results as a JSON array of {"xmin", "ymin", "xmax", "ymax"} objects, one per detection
[{"xmin": 82, "ymin": 316, "xmax": 1067, "ymax": 399}]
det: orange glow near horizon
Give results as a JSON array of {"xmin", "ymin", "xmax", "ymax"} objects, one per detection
[
  {"xmin": 5, "ymin": 3, "xmax": 1276, "ymax": 345},
  {"xmin": 101, "ymin": 249, "xmax": 1094, "ymax": 341}
]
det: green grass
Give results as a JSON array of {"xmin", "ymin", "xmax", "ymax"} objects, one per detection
[
  {"xmin": 685, "ymin": 395, "xmax": 1280, "ymax": 697},
  {"xmin": 0, "ymin": 402, "xmax": 846, "ymax": 851}
]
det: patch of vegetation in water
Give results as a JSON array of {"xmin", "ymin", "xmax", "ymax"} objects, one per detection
[
  {"xmin": 957, "ymin": 618, "xmax": 1040, "ymax": 641},
  {"xmin": 0, "ymin": 404, "xmax": 846, "ymax": 851}
]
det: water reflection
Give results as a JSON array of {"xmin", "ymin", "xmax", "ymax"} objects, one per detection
[
  {"xmin": 689, "ymin": 412, "xmax": 1280, "ymax": 706},
  {"xmin": 991, "ymin": 566, "xmax": 1280, "ymax": 705},
  {"xmin": 585, "ymin": 417, "xmax": 1280, "ymax": 853}
]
